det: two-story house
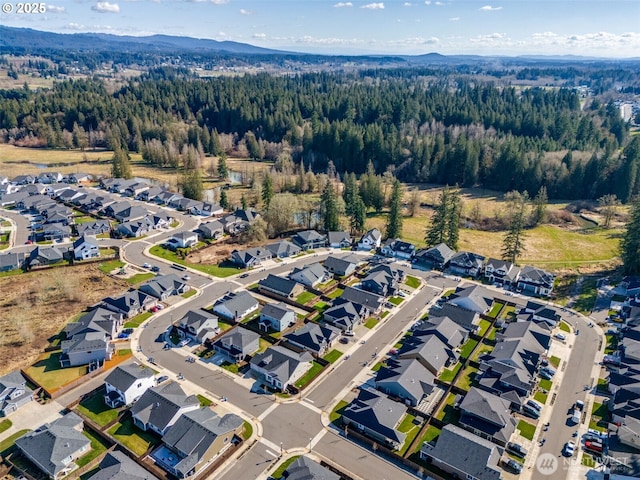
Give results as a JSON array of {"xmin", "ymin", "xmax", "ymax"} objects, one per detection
[
  {"xmin": 104, "ymin": 364, "xmax": 156, "ymax": 408},
  {"xmin": 0, "ymin": 371, "xmax": 33, "ymax": 416}
]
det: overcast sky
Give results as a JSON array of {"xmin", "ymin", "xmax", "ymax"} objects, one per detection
[{"xmin": 1, "ymin": 0, "xmax": 638, "ymax": 57}]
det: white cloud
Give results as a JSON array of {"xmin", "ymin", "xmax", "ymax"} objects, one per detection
[
  {"xmin": 403, "ymin": 2, "xmax": 413, "ymax": 5},
  {"xmin": 479, "ymin": 5, "xmax": 502, "ymax": 11},
  {"xmin": 64, "ymin": 22, "xmax": 85, "ymax": 30},
  {"xmin": 434, "ymin": 1, "xmax": 444, "ymax": 5},
  {"xmin": 388, "ymin": 36, "xmax": 440, "ymax": 46},
  {"xmin": 334, "ymin": 2, "xmax": 353, "ymax": 7},
  {"xmin": 239, "ymin": 8, "xmax": 252, "ymax": 15},
  {"xmin": 92, "ymin": 2, "xmax": 120, "ymax": 13},
  {"xmin": 361, "ymin": 2, "xmax": 384, "ymax": 9},
  {"xmin": 449, "ymin": 16, "xmax": 459, "ymax": 21},
  {"xmin": 252, "ymin": 33, "xmax": 267, "ymax": 39},
  {"xmin": 47, "ymin": 5, "xmax": 65, "ymax": 13},
  {"xmin": 187, "ymin": 0, "xmax": 229, "ymax": 4},
  {"xmin": 424, "ymin": 0, "xmax": 430, "ymax": 4}
]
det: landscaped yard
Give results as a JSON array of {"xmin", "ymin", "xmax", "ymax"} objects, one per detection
[
  {"xmin": 573, "ymin": 277, "xmax": 599, "ymax": 314},
  {"xmin": 397, "ymin": 413, "xmax": 421, "ymax": 455},
  {"xmin": 0, "ymin": 419, "xmax": 12, "ymax": 434},
  {"xmin": 98, "ymin": 259, "xmax": 125, "ymax": 274},
  {"xmin": 327, "ymin": 288, "xmax": 344, "ymax": 300},
  {"xmin": 455, "ymin": 365, "xmax": 479, "ymax": 391},
  {"xmin": 126, "ymin": 272, "xmax": 156, "ymax": 285},
  {"xmin": 549, "ymin": 356, "xmax": 561, "ymax": 368},
  {"xmin": 364, "ymin": 318, "xmax": 380, "ymax": 329},
  {"xmin": 534, "ymin": 391, "xmax": 548, "ymax": 404},
  {"xmin": 197, "ymin": 394, "xmax": 213, "ymax": 407},
  {"xmin": 459, "ymin": 339, "xmax": 479, "ymax": 359},
  {"xmin": 597, "ymin": 377, "xmax": 609, "ymax": 393},
  {"xmin": 371, "ymin": 361, "xmax": 386, "ymax": 372},
  {"xmin": 0, "ymin": 429, "xmax": 30, "ymax": 456},
  {"xmin": 389, "ymin": 296, "xmax": 404, "ymax": 306},
  {"xmin": 323, "ymin": 349, "xmax": 343, "ymax": 364},
  {"xmin": 471, "ymin": 343, "xmax": 494, "ymax": 362},
  {"xmin": 405, "ymin": 276, "xmax": 421, "ymax": 289},
  {"xmin": 77, "ymin": 394, "xmax": 119, "ymax": 427},
  {"xmin": 418, "ymin": 424, "xmax": 441, "ymax": 446},
  {"xmin": 149, "ymin": 245, "xmax": 239, "ymax": 278},
  {"xmin": 294, "ymin": 361, "xmax": 325, "ymax": 389},
  {"xmin": 24, "ymin": 351, "xmax": 87, "ymax": 393},
  {"xmin": 258, "ymin": 338, "xmax": 272, "ymax": 353},
  {"xmin": 436, "ymin": 392, "xmax": 460, "ymax": 425},
  {"xmin": 295, "ymin": 291, "xmax": 316, "ymax": 305},
  {"xmin": 517, "ymin": 420, "xmax": 536, "ymax": 440},
  {"xmin": 539, "ymin": 378, "xmax": 553, "ymax": 391},
  {"xmin": 559, "ymin": 321, "xmax": 571, "ymax": 332},
  {"xmin": 499, "ymin": 305, "xmax": 516, "ymax": 320},
  {"xmin": 220, "ymin": 362, "xmax": 240, "ymax": 374},
  {"xmin": 605, "ymin": 334, "xmax": 619, "ymax": 355},
  {"xmin": 242, "ymin": 421, "xmax": 253, "ymax": 440},
  {"xmin": 313, "ymin": 301, "xmax": 329, "ymax": 312},
  {"xmin": 487, "ymin": 302, "xmax": 504, "ymax": 318},
  {"xmin": 108, "ymin": 416, "xmax": 160, "ymax": 456},
  {"xmin": 124, "ymin": 311, "xmax": 153, "ymax": 328},
  {"xmin": 182, "ymin": 289, "xmax": 197, "ymax": 298},
  {"xmin": 76, "ymin": 429, "xmax": 110, "ymax": 468},
  {"xmin": 329, "ymin": 400, "xmax": 349, "ymax": 426},
  {"xmin": 271, "ymin": 455, "xmax": 301, "ymax": 479},
  {"xmin": 477, "ymin": 319, "xmax": 491, "ymax": 336},
  {"xmin": 438, "ymin": 363, "xmax": 462, "ymax": 383}
]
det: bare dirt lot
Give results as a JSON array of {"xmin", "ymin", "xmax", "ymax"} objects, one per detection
[{"xmin": 0, "ymin": 264, "xmax": 128, "ymax": 376}]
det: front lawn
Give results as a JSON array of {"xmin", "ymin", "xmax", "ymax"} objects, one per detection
[
  {"xmin": 313, "ymin": 301, "xmax": 329, "ymax": 312},
  {"xmin": 550, "ymin": 356, "xmax": 561, "ymax": 368},
  {"xmin": 438, "ymin": 363, "xmax": 462, "ymax": 383},
  {"xmin": 371, "ymin": 361, "xmax": 386, "ymax": 372},
  {"xmin": 605, "ymin": 334, "xmax": 618, "ymax": 355},
  {"xmin": 389, "ymin": 296, "xmax": 404, "ymax": 306},
  {"xmin": 124, "ymin": 311, "xmax": 153, "ymax": 328},
  {"xmin": 0, "ymin": 419, "xmax": 12, "ymax": 434},
  {"xmin": 592, "ymin": 402, "xmax": 608, "ymax": 418},
  {"xmin": 98, "ymin": 259, "xmax": 125, "ymax": 274},
  {"xmin": 517, "ymin": 420, "xmax": 536, "ymax": 440},
  {"xmin": 534, "ymin": 391, "xmax": 548, "ymax": 404},
  {"xmin": 220, "ymin": 362, "xmax": 240, "ymax": 374},
  {"xmin": 76, "ymin": 429, "xmax": 110, "ymax": 468},
  {"xmin": 597, "ymin": 378, "xmax": 609, "ymax": 393},
  {"xmin": 149, "ymin": 245, "xmax": 239, "ymax": 278},
  {"xmin": 182, "ymin": 289, "xmax": 197, "ymax": 298},
  {"xmin": 294, "ymin": 361, "xmax": 324, "ymax": 389},
  {"xmin": 323, "ymin": 349, "xmax": 343, "ymax": 364},
  {"xmin": 0, "ymin": 429, "xmax": 30, "ymax": 456},
  {"xmin": 242, "ymin": 421, "xmax": 253, "ymax": 440},
  {"xmin": 197, "ymin": 394, "xmax": 213, "ymax": 407},
  {"xmin": 271, "ymin": 456, "xmax": 301, "ymax": 479},
  {"xmin": 24, "ymin": 351, "xmax": 87, "ymax": 393},
  {"xmin": 539, "ymin": 378, "xmax": 553, "ymax": 391},
  {"xmin": 330, "ymin": 400, "xmax": 349, "ymax": 426},
  {"xmin": 405, "ymin": 276, "xmax": 421, "ymax": 289},
  {"xmin": 126, "ymin": 272, "xmax": 156, "ymax": 285},
  {"xmin": 108, "ymin": 416, "xmax": 160, "ymax": 456},
  {"xmin": 559, "ymin": 321, "xmax": 571, "ymax": 332},
  {"xmin": 364, "ymin": 318, "xmax": 380, "ymax": 329},
  {"xmin": 295, "ymin": 291, "xmax": 316, "ymax": 305},
  {"xmin": 77, "ymin": 394, "xmax": 119, "ymax": 427},
  {"xmin": 459, "ymin": 339, "xmax": 479, "ymax": 359}
]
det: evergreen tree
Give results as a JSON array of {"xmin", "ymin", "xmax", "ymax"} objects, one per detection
[
  {"xmin": 217, "ymin": 154, "xmax": 229, "ymax": 180},
  {"xmin": 210, "ymin": 128, "xmax": 223, "ymax": 156},
  {"xmin": 342, "ymin": 172, "xmax": 358, "ymax": 216},
  {"xmin": 262, "ymin": 173, "xmax": 274, "ymax": 208},
  {"xmin": 219, "ymin": 189, "xmax": 229, "ymax": 210},
  {"xmin": 320, "ymin": 181, "xmax": 341, "ymax": 232},
  {"xmin": 425, "ymin": 186, "xmax": 461, "ymax": 249},
  {"xmin": 502, "ymin": 190, "xmax": 529, "ymax": 264},
  {"xmin": 621, "ymin": 197, "xmax": 640, "ymax": 275},
  {"xmin": 241, "ymin": 194, "xmax": 248, "ymax": 210},
  {"xmin": 350, "ymin": 196, "xmax": 366, "ymax": 234},
  {"xmin": 386, "ymin": 178, "xmax": 403, "ymax": 239},
  {"xmin": 181, "ymin": 169, "xmax": 204, "ymax": 201},
  {"xmin": 531, "ymin": 185, "xmax": 548, "ymax": 226},
  {"xmin": 111, "ymin": 147, "xmax": 132, "ymax": 179},
  {"xmin": 447, "ymin": 189, "xmax": 461, "ymax": 250}
]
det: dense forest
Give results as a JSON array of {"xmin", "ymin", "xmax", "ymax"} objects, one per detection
[{"xmin": 1, "ymin": 67, "xmax": 639, "ymax": 201}]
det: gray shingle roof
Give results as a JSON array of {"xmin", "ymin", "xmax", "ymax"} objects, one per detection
[
  {"xmin": 65, "ymin": 307, "xmax": 122, "ymax": 338},
  {"xmin": 375, "ymin": 358, "xmax": 435, "ymax": 405},
  {"xmin": 213, "ymin": 326, "xmax": 260, "ymax": 358},
  {"xmin": 284, "ymin": 322, "xmax": 340, "ymax": 354},
  {"xmin": 88, "ymin": 450, "xmax": 158, "ymax": 480},
  {"xmin": 105, "ymin": 364, "xmax": 155, "ymax": 393},
  {"xmin": 215, "ymin": 291, "xmax": 259, "ymax": 316},
  {"xmin": 342, "ymin": 388, "xmax": 407, "ymax": 445},
  {"xmin": 250, "ymin": 345, "xmax": 313, "ymax": 385},
  {"xmin": 285, "ymin": 456, "xmax": 340, "ymax": 480},
  {"xmin": 130, "ymin": 382, "xmax": 199, "ymax": 433},
  {"xmin": 340, "ymin": 286, "xmax": 384, "ymax": 310},
  {"xmin": 258, "ymin": 274, "xmax": 301, "ymax": 297},
  {"xmin": 261, "ymin": 302, "xmax": 293, "ymax": 321},
  {"xmin": 265, "ymin": 240, "xmax": 301, "ymax": 257}
]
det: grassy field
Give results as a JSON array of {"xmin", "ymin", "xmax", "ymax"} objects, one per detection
[
  {"xmin": 517, "ymin": 420, "xmax": 536, "ymax": 440},
  {"xmin": 77, "ymin": 394, "xmax": 119, "ymax": 426},
  {"xmin": 182, "ymin": 289, "xmax": 197, "ymax": 298},
  {"xmin": 124, "ymin": 311, "xmax": 153, "ymax": 329},
  {"xmin": 197, "ymin": 394, "xmax": 213, "ymax": 407},
  {"xmin": 295, "ymin": 291, "xmax": 316, "ymax": 305},
  {"xmin": 455, "ymin": 365, "xmax": 479, "ymax": 391},
  {"xmin": 126, "ymin": 272, "xmax": 156, "ymax": 285},
  {"xmin": 24, "ymin": 351, "xmax": 87, "ymax": 393},
  {"xmin": 397, "ymin": 413, "xmax": 421, "ymax": 455},
  {"xmin": 539, "ymin": 378, "xmax": 553, "ymax": 391},
  {"xmin": 405, "ymin": 275, "xmax": 421, "ymax": 289},
  {"xmin": 534, "ymin": 391, "xmax": 548, "ymax": 404},
  {"xmin": 149, "ymin": 245, "xmax": 239, "ymax": 278},
  {"xmin": 459, "ymin": 339, "xmax": 479, "ymax": 359},
  {"xmin": 98, "ymin": 259, "xmax": 126, "ymax": 274},
  {"xmin": 438, "ymin": 363, "xmax": 462, "ymax": 383}
]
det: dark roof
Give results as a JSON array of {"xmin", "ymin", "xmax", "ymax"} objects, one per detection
[
  {"xmin": 89, "ymin": 450, "xmax": 158, "ymax": 480},
  {"xmin": 285, "ymin": 456, "xmax": 340, "ymax": 480},
  {"xmin": 430, "ymin": 303, "xmax": 479, "ymax": 331},
  {"xmin": 323, "ymin": 256, "xmax": 357, "ymax": 273},
  {"xmin": 0, "ymin": 252, "xmax": 24, "ymax": 270},
  {"xmin": 292, "ymin": 230, "xmax": 326, "ymax": 244},
  {"xmin": 460, "ymin": 387, "xmax": 513, "ymax": 429},
  {"xmin": 258, "ymin": 274, "xmax": 301, "ymax": 296},
  {"xmin": 213, "ymin": 326, "xmax": 260, "ymax": 357},
  {"xmin": 289, "ymin": 263, "xmax": 328, "ymax": 286},
  {"xmin": 414, "ymin": 243, "xmax": 455, "ymax": 264},
  {"xmin": 519, "ymin": 265, "xmax": 555, "ymax": 287},
  {"xmin": 177, "ymin": 310, "xmax": 217, "ymax": 330},
  {"xmin": 450, "ymin": 251, "xmax": 486, "ymax": 269},
  {"xmin": 66, "ymin": 307, "xmax": 123, "ymax": 339},
  {"xmin": 340, "ymin": 286, "xmax": 384, "ymax": 310},
  {"xmin": 103, "ymin": 290, "xmax": 152, "ymax": 314},
  {"xmin": 284, "ymin": 323, "xmax": 340, "ymax": 353},
  {"xmin": 250, "ymin": 346, "xmax": 313, "ymax": 384},
  {"xmin": 342, "ymin": 388, "xmax": 406, "ymax": 445},
  {"xmin": 105, "ymin": 364, "xmax": 155, "ymax": 393},
  {"xmin": 327, "ymin": 231, "xmax": 351, "ymax": 245},
  {"xmin": 261, "ymin": 303, "xmax": 294, "ymax": 321},
  {"xmin": 265, "ymin": 240, "xmax": 301, "ymax": 257},
  {"xmin": 130, "ymin": 382, "xmax": 199, "ymax": 432},
  {"xmin": 448, "ymin": 285, "xmax": 494, "ymax": 313},
  {"xmin": 375, "ymin": 358, "xmax": 435, "ymax": 403},
  {"xmin": 139, "ymin": 274, "xmax": 185, "ymax": 298}
]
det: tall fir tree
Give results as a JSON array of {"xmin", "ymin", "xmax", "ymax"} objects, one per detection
[
  {"xmin": 262, "ymin": 173, "xmax": 274, "ymax": 209},
  {"xmin": 531, "ymin": 185, "xmax": 548, "ymax": 226},
  {"xmin": 502, "ymin": 190, "xmax": 529, "ymax": 264},
  {"xmin": 217, "ymin": 153, "xmax": 229, "ymax": 180},
  {"xmin": 219, "ymin": 189, "xmax": 229, "ymax": 210},
  {"xmin": 350, "ymin": 196, "xmax": 366, "ymax": 234},
  {"xmin": 425, "ymin": 186, "xmax": 461, "ymax": 249},
  {"xmin": 181, "ymin": 169, "xmax": 204, "ymax": 201},
  {"xmin": 111, "ymin": 147, "xmax": 132, "ymax": 179},
  {"xmin": 385, "ymin": 178, "xmax": 403, "ymax": 239},
  {"xmin": 320, "ymin": 181, "xmax": 341, "ymax": 232},
  {"xmin": 621, "ymin": 197, "xmax": 640, "ymax": 275}
]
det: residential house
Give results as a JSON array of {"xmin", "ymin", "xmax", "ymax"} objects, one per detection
[
  {"xmin": 139, "ymin": 274, "xmax": 190, "ymax": 300},
  {"xmin": 0, "ymin": 371, "xmax": 33, "ymax": 416},
  {"xmin": 458, "ymin": 387, "xmax": 517, "ymax": 446},
  {"xmin": 73, "ymin": 235, "xmax": 100, "ymax": 260},
  {"xmin": 65, "ymin": 307, "xmax": 123, "ymax": 340},
  {"xmin": 250, "ymin": 345, "xmax": 313, "ymax": 392},
  {"xmin": 620, "ymin": 276, "xmax": 640, "ymax": 298},
  {"xmin": 167, "ymin": 231, "xmax": 198, "ymax": 249},
  {"xmin": 65, "ymin": 173, "xmax": 93, "ymax": 184},
  {"xmin": 341, "ymin": 388, "xmax": 407, "ymax": 450},
  {"xmin": 108, "ymin": 203, "xmax": 149, "ymax": 223},
  {"xmin": 617, "ymin": 416, "xmax": 640, "ymax": 451},
  {"xmin": 189, "ymin": 201, "xmax": 223, "ymax": 217},
  {"xmin": 412, "ymin": 243, "xmax": 455, "ymax": 270},
  {"xmin": 284, "ymin": 322, "xmax": 340, "ymax": 356},
  {"xmin": 265, "ymin": 240, "xmax": 301, "ymax": 259},
  {"xmin": 212, "ymin": 291, "xmax": 259, "ymax": 322},
  {"xmin": 88, "ymin": 450, "xmax": 158, "ymax": 480},
  {"xmin": 173, "ymin": 198, "xmax": 202, "ymax": 213},
  {"xmin": 221, "ymin": 209, "xmax": 259, "ymax": 235},
  {"xmin": 258, "ymin": 274, "xmax": 304, "ymax": 300},
  {"xmin": 12, "ymin": 174, "xmax": 36, "ymax": 184},
  {"xmin": 231, "ymin": 246, "xmax": 272, "ymax": 268},
  {"xmin": 283, "ymin": 456, "xmax": 340, "ymax": 480},
  {"xmin": 430, "ymin": 302, "xmax": 481, "ymax": 333},
  {"xmin": 42, "ymin": 223, "xmax": 72, "ymax": 242},
  {"xmin": 143, "ymin": 214, "xmax": 172, "ymax": 230},
  {"xmin": 521, "ymin": 301, "xmax": 560, "ymax": 327},
  {"xmin": 357, "ymin": 228, "xmax": 382, "ymax": 251},
  {"xmin": 117, "ymin": 220, "xmax": 150, "ymax": 238},
  {"xmin": 381, "ymin": 239, "xmax": 416, "ymax": 260},
  {"xmin": 198, "ymin": 220, "xmax": 225, "ymax": 240},
  {"xmin": 212, "ymin": 327, "xmax": 260, "ymax": 362},
  {"xmin": 104, "ymin": 364, "xmax": 156, "ymax": 408},
  {"xmin": 420, "ymin": 424, "xmax": 503, "ymax": 480},
  {"xmin": 361, "ymin": 264, "xmax": 404, "ymax": 297},
  {"xmin": 124, "ymin": 182, "xmax": 149, "ymax": 198},
  {"xmin": 27, "ymin": 246, "xmax": 65, "ymax": 268},
  {"xmin": 291, "ymin": 230, "xmax": 327, "ymax": 250},
  {"xmin": 45, "ymin": 183, "xmax": 72, "ymax": 197},
  {"xmin": 153, "ymin": 409, "xmax": 243, "ymax": 478},
  {"xmin": 340, "ymin": 286, "xmax": 385, "ymax": 314},
  {"xmin": 447, "ymin": 285, "xmax": 494, "ymax": 314},
  {"xmin": 375, "ymin": 358, "xmax": 435, "ymax": 407},
  {"xmin": 21, "ymin": 185, "xmax": 49, "ymax": 197},
  {"xmin": 102, "ymin": 289, "xmax": 154, "ymax": 318},
  {"xmin": 174, "ymin": 310, "xmax": 220, "ymax": 344},
  {"xmin": 327, "ymin": 231, "xmax": 351, "ymax": 249},
  {"xmin": 15, "ymin": 412, "xmax": 90, "ymax": 480},
  {"xmin": 0, "ymin": 190, "xmax": 29, "ymax": 207},
  {"xmin": 323, "ymin": 298, "xmax": 368, "ymax": 332},
  {"xmin": 323, "ymin": 256, "xmax": 358, "ymax": 277},
  {"xmin": 397, "ymin": 334, "xmax": 458, "ymax": 376},
  {"xmin": 56, "ymin": 188, "xmax": 86, "ymax": 204},
  {"xmin": 136, "ymin": 185, "xmax": 164, "ymax": 202},
  {"xmin": 449, "ymin": 251, "xmax": 486, "ymax": 277},
  {"xmin": 37, "ymin": 172, "xmax": 63, "ymax": 184},
  {"xmin": 0, "ymin": 252, "xmax": 24, "ymax": 272},
  {"xmin": 60, "ymin": 331, "xmax": 114, "ymax": 368},
  {"xmin": 130, "ymin": 382, "xmax": 200, "ymax": 436},
  {"xmin": 517, "ymin": 266, "xmax": 556, "ymax": 296},
  {"xmin": 153, "ymin": 191, "xmax": 183, "ymax": 206},
  {"xmin": 259, "ymin": 303, "xmax": 296, "ymax": 332},
  {"xmin": 484, "ymin": 258, "xmax": 521, "ymax": 287},
  {"xmin": 289, "ymin": 263, "xmax": 330, "ymax": 288}
]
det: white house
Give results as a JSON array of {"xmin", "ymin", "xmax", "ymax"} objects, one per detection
[
  {"xmin": 104, "ymin": 364, "xmax": 156, "ymax": 408},
  {"xmin": 259, "ymin": 303, "xmax": 296, "ymax": 332},
  {"xmin": 213, "ymin": 291, "xmax": 260, "ymax": 321},
  {"xmin": 357, "ymin": 228, "xmax": 382, "ymax": 251},
  {"xmin": 168, "ymin": 231, "xmax": 198, "ymax": 249},
  {"xmin": 73, "ymin": 235, "xmax": 100, "ymax": 260}
]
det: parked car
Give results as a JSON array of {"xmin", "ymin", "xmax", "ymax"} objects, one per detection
[
  {"xmin": 526, "ymin": 399, "xmax": 542, "ymax": 412},
  {"xmin": 240, "ymin": 273, "xmax": 250, "ymax": 278},
  {"xmin": 503, "ymin": 458, "xmax": 523, "ymax": 474},
  {"xmin": 343, "ymin": 331, "xmax": 355, "ymax": 337},
  {"xmin": 150, "ymin": 306, "xmax": 159, "ymax": 313},
  {"xmin": 522, "ymin": 405, "xmax": 540, "ymax": 419},
  {"xmin": 151, "ymin": 265, "xmax": 160, "ymax": 272},
  {"xmin": 178, "ymin": 339, "xmax": 190, "ymax": 347},
  {"xmin": 584, "ymin": 441, "xmax": 603, "ymax": 453},
  {"xmin": 563, "ymin": 441, "xmax": 575, "ymax": 456},
  {"xmin": 143, "ymin": 263, "xmax": 151, "ymax": 269},
  {"xmin": 506, "ymin": 442, "xmax": 528, "ymax": 459},
  {"xmin": 554, "ymin": 333, "xmax": 566, "ymax": 341},
  {"xmin": 339, "ymin": 337, "xmax": 349, "ymax": 344},
  {"xmin": 182, "ymin": 274, "xmax": 190, "ymax": 281},
  {"xmin": 539, "ymin": 370, "xmax": 553, "ymax": 380},
  {"xmin": 117, "ymin": 332, "xmax": 130, "ymax": 339}
]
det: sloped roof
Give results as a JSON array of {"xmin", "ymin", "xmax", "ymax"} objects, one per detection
[
  {"xmin": 177, "ymin": 310, "xmax": 217, "ymax": 331},
  {"xmin": 342, "ymin": 388, "xmax": 406, "ymax": 445},
  {"xmin": 131, "ymin": 382, "xmax": 199, "ymax": 433},
  {"xmin": 266, "ymin": 240, "xmax": 301, "ymax": 257},
  {"xmin": 519, "ymin": 265, "xmax": 555, "ymax": 286},
  {"xmin": 261, "ymin": 302, "xmax": 294, "ymax": 321},
  {"xmin": 65, "ymin": 307, "xmax": 122, "ymax": 338},
  {"xmin": 375, "ymin": 358, "xmax": 435, "ymax": 404},
  {"xmin": 258, "ymin": 274, "xmax": 301, "ymax": 297},
  {"xmin": 460, "ymin": 387, "xmax": 512, "ymax": 428},
  {"xmin": 88, "ymin": 450, "xmax": 158, "ymax": 480},
  {"xmin": 448, "ymin": 285, "xmax": 494, "ymax": 313},
  {"xmin": 284, "ymin": 323, "xmax": 340, "ymax": 353},
  {"xmin": 289, "ymin": 263, "xmax": 328, "ymax": 286},
  {"xmin": 250, "ymin": 345, "xmax": 313, "ymax": 384},
  {"xmin": 285, "ymin": 456, "xmax": 340, "ymax": 480},
  {"xmin": 105, "ymin": 364, "xmax": 155, "ymax": 393}
]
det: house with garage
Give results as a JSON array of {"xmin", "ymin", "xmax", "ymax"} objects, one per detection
[
  {"xmin": 397, "ymin": 334, "xmax": 458, "ymax": 376},
  {"xmin": 521, "ymin": 301, "xmax": 560, "ymax": 327},
  {"xmin": 375, "ymin": 358, "xmax": 435, "ymax": 407},
  {"xmin": 449, "ymin": 251, "xmax": 486, "ymax": 277},
  {"xmin": 327, "ymin": 231, "xmax": 351, "ymax": 249},
  {"xmin": 102, "ymin": 289, "xmax": 154, "ymax": 318},
  {"xmin": 76, "ymin": 220, "xmax": 111, "ymax": 237},
  {"xmin": 517, "ymin": 265, "xmax": 556, "ymax": 296},
  {"xmin": 357, "ymin": 228, "xmax": 382, "ymax": 251},
  {"xmin": 167, "ymin": 231, "xmax": 198, "ymax": 249},
  {"xmin": 212, "ymin": 326, "xmax": 260, "ymax": 362},
  {"xmin": 381, "ymin": 239, "xmax": 416, "ymax": 260},
  {"xmin": 250, "ymin": 345, "xmax": 313, "ymax": 392},
  {"xmin": 117, "ymin": 220, "xmax": 151, "ymax": 238},
  {"xmin": 458, "ymin": 387, "xmax": 517, "ymax": 446},
  {"xmin": 88, "ymin": 450, "xmax": 158, "ymax": 480},
  {"xmin": 265, "ymin": 240, "xmax": 301, "ymax": 259},
  {"xmin": 212, "ymin": 291, "xmax": 259, "ymax": 322},
  {"xmin": 323, "ymin": 256, "xmax": 358, "ymax": 277},
  {"xmin": 73, "ymin": 235, "xmax": 100, "ymax": 260},
  {"xmin": 15, "ymin": 412, "xmax": 90, "ymax": 480},
  {"xmin": 484, "ymin": 258, "xmax": 521, "ymax": 287},
  {"xmin": 420, "ymin": 424, "xmax": 503, "ymax": 480},
  {"xmin": 0, "ymin": 252, "xmax": 25, "ymax": 272},
  {"xmin": 42, "ymin": 223, "xmax": 72, "ymax": 242},
  {"xmin": 447, "ymin": 285, "xmax": 494, "ymax": 314},
  {"xmin": 190, "ymin": 201, "xmax": 224, "ymax": 217},
  {"xmin": 291, "ymin": 230, "xmax": 327, "ymax": 250},
  {"xmin": 341, "ymin": 387, "xmax": 407, "ymax": 450},
  {"xmin": 620, "ymin": 276, "xmax": 640, "ymax": 298},
  {"xmin": 259, "ymin": 303, "xmax": 296, "ymax": 332},
  {"xmin": 288, "ymin": 263, "xmax": 330, "ymax": 288},
  {"xmin": 27, "ymin": 246, "xmax": 66, "ymax": 268},
  {"xmin": 173, "ymin": 310, "xmax": 220, "ymax": 344},
  {"xmin": 323, "ymin": 298, "xmax": 368, "ymax": 332},
  {"xmin": 173, "ymin": 197, "xmax": 202, "ymax": 213},
  {"xmin": 104, "ymin": 363, "xmax": 156, "ymax": 408},
  {"xmin": 231, "ymin": 246, "xmax": 272, "ymax": 268},
  {"xmin": 340, "ymin": 286, "xmax": 385, "ymax": 314},
  {"xmin": 282, "ymin": 456, "xmax": 340, "ymax": 480},
  {"xmin": 258, "ymin": 274, "xmax": 304, "ymax": 300},
  {"xmin": 65, "ymin": 307, "xmax": 123, "ymax": 341},
  {"xmin": 0, "ymin": 371, "xmax": 33, "ymax": 416},
  {"xmin": 109, "ymin": 203, "xmax": 149, "ymax": 224},
  {"xmin": 131, "ymin": 382, "xmax": 200, "ymax": 436},
  {"xmin": 12, "ymin": 174, "xmax": 36, "ymax": 185},
  {"xmin": 153, "ymin": 409, "xmax": 243, "ymax": 479},
  {"xmin": 139, "ymin": 274, "xmax": 190, "ymax": 300},
  {"xmin": 198, "ymin": 220, "xmax": 225, "ymax": 240},
  {"xmin": 413, "ymin": 316, "xmax": 468, "ymax": 349},
  {"xmin": 60, "ymin": 331, "xmax": 114, "ymax": 368},
  {"xmin": 284, "ymin": 322, "xmax": 340, "ymax": 356},
  {"xmin": 221, "ymin": 209, "xmax": 260, "ymax": 235},
  {"xmin": 124, "ymin": 182, "xmax": 150, "ymax": 198},
  {"xmin": 430, "ymin": 303, "xmax": 480, "ymax": 333},
  {"xmin": 361, "ymin": 264, "xmax": 404, "ymax": 297}
]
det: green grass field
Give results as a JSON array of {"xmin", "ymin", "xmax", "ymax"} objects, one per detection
[
  {"xmin": 124, "ymin": 311, "xmax": 153, "ymax": 329},
  {"xmin": 405, "ymin": 276, "xmax": 421, "ymax": 289},
  {"xmin": 24, "ymin": 351, "xmax": 88, "ymax": 392},
  {"xmin": 323, "ymin": 349, "xmax": 343, "ymax": 364},
  {"xmin": 77, "ymin": 394, "xmax": 119, "ymax": 427},
  {"xmin": 0, "ymin": 419, "xmax": 12, "ymax": 434},
  {"xmin": 459, "ymin": 339, "xmax": 479, "ymax": 359},
  {"xmin": 126, "ymin": 272, "xmax": 155, "ymax": 285},
  {"xmin": 0, "ymin": 429, "xmax": 30, "ymax": 456},
  {"xmin": 438, "ymin": 363, "xmax": 462, "ymax": 383},
  {"xmin": 539, "ymin": 378, "xmax": 553, "ymax": 391},
  {"xmin": 108, "ymin": 416, "xmax": 160, "ymax": 456},
  {"xmin": 295, "ymin": 291, "xmax": 316, "ymax": 305},
  {"xmin": 517, "ymin": 420, "xmax": 536, "ymax": 440},
  {"xmin": 98, "ymin": 259, "xmax": 125, "ymax": 274},
  {"xmin": 364, "ymin": 318, "xmax": 380, "ymax": 329},
  {"xmin": 149, "ymin": 245, "xmax": 239, "ymax": 278},
  {"xmin": 76, "ymin": 429, "xmax": 110, "ymax": 468},
  {"xmin": 294, "ymin": 361, "xmax": 324, "ymax": 389}
]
